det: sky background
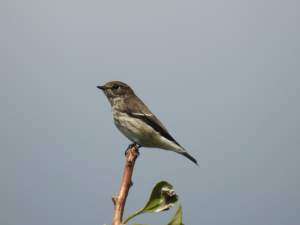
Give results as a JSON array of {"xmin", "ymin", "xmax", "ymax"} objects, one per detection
[{"xmin": 1, "ymin": 1, "xmax": 300, "ymax": 225}]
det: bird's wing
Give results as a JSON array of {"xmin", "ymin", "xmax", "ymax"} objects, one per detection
[{"xmin": 123, "ymin": 96, "xmax": 181, "ymax": 146}]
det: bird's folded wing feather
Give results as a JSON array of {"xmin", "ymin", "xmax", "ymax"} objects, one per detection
[{"xmin": 124, "ymin": 97, "xmax": 181, "ymax": 147}]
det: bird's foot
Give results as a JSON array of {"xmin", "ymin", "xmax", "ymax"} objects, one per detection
[{"xmin": 125, "ymin": 142, "xmax": 138, "ymax": 156}]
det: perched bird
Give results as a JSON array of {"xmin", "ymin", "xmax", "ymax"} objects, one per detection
[{"xmin": 97, "ymin": 81, "xmax": 198, "ymax": 165}]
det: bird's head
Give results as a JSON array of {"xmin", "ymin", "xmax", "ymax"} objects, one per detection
[{"xmin": 97, "ymin": 81, "xmax": 134, "ymax": 105}]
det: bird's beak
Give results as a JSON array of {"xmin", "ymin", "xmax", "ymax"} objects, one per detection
[{"xmin": 97, "ymin": 86, "xmax": 106, "ymax": 90}]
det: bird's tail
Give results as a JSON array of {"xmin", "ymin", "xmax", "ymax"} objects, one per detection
[
  {"xmin": 180, "ymin": 152, "xmax": 199, "ymax": 166},
  {"xmin": 167, "ymin": 141, "xmax": 198, "ymax": 166}
]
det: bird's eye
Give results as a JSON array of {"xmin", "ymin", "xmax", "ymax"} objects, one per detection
[{"xmin": 113, "ymin": 84, "xmax": 120, "ymax": 89}]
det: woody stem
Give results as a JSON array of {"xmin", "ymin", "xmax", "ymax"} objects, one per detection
[{"xmin": 111, "ymin": 146, "xmax": 139, "ymax": 225}]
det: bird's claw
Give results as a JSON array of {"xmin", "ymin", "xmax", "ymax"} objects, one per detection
[{"xmin": 124, "ymin": 142, "xmax": 138, "ymax": 156}]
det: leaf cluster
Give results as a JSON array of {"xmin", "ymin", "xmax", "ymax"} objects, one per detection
[{"xmin": 122, "ymin": 181, "xmax": 183, "ymax": 225}]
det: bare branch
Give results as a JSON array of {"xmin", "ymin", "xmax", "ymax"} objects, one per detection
[{"xmin": 112, "ymin": 146, "xmax": 139, "ymax": 225}]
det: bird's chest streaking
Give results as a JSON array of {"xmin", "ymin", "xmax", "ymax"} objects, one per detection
[{"xmin": 111, "ymin": 101, "xmax": 160, "ymax": 147}]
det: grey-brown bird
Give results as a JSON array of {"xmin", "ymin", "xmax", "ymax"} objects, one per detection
[{"xmin": 97, "ymin": 81, "xmax": 198, "ymax": 165}]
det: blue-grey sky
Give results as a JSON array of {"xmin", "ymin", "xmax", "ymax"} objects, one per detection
[{"xmin": 1, "ymin": 1, "xmax": 299, "ymax": 225}]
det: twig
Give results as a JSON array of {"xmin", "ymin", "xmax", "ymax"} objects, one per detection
[{"xmin": 111, "ymin": 146, "xmax": 139, "ymax": 225}]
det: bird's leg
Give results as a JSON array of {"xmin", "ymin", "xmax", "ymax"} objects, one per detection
[
  {"xmin": 135, "ymin": 145, "xmax": 142, "ymax": 155},
  {"xmin": 124, "ymin": 142, "xmax": 138, "ymax": 156},
  {"xmin": 136, "ymin": 146, "xmax": 142, "ymax": 155}
]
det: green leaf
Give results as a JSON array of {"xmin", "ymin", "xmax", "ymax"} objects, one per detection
[
  {"xmin": 167, "ymin": 204, "xmax": 184, "ymax": 225},
  {"xmin": 122, "ymin": 181, "xmax": 179, "ymax": 224}
]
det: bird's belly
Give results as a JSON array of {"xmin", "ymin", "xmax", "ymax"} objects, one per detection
[
  {"xmin": 113, "ymin": 114, "xmax": 183, "ymax": 152},
  {"xmin": 113, "ymin": 115, "xmax": 160, "ymax": 147}
]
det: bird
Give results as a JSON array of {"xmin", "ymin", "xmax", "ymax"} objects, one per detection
[{"xmin": 97, "ymin": 81, "xmax": 198, "ymax": 165}]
